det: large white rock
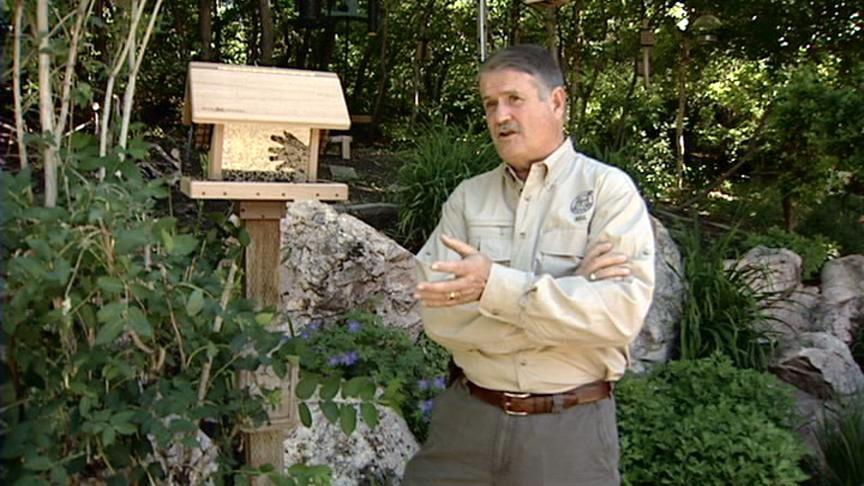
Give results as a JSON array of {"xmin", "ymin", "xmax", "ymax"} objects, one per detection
[
  {"xmin": 629, "ymin": 217, "xmax": 684, "ymax": 371},
  {"xmin": 283, "ymin": 400, "xmax": 419, "ymax": 486},
  {"xmin": 812, "ymin": 255, "xmax": 864, "ymax": 344},
  {"xmin": 280, "ymin": 201, "xmax": 422, "ymax": 337},
  {"xmin": 771, "ymin": 332, "xmax": 864, "ymax": 398}
]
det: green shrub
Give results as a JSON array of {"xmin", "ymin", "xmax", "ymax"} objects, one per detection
[
  {"xmin": 799, "ymin": 193, "xmax": 864, "ymax": 256},
  {"xmin": 815, "ymin": 393, "xmax": 864, "ymax": 486},
  {"xmin": 617, "ymin": 354, "xmax": 808, "ymax": 485},
  {"xmin": 742, "ymin": 227, "xmax": 839, "ymax": 280},
  {"xmin": 281, "ymin": 311, "xmax": 450, "ymax": 442},
  {"xmin": 392, "ymin": 122, "xmax": 500, "ymax": 248},
  {"xmin": 676, "ymin": 224, "xmax": 780, "ymax": 370},
  {"xmin": 0, "ymin": 148, "xmax": 313, "ymax": 483}
]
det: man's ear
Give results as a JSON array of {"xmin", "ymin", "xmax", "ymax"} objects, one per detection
[{"xmin": 551, "ymin": 86, "xmax": 567, "ymax": 119}]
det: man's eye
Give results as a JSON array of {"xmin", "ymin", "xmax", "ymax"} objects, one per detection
[
  {"xmin": 509, "ymin": 95, "xmax": 522, "ymax": 103},
  {"xmin": 484, "ymin": 101, "xmax": 497, "ymax": 110}
]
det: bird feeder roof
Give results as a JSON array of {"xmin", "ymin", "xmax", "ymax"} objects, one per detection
[{"xmin": 183, "ymin": 62, "xmax": 351, "ymax": 130}]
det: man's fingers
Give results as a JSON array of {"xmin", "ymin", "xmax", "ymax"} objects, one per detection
[
  {"xmin": 591, "ymin": 265, "xmax": 631, "ymax": 281},
  {"xmin": 440, "ymin": 234, "xmax": 479, "ymax": 258},
  {"xmin": 587, "ymin": 252, "xmax": 628, "ymax": 272},
  {"xmin": 585, "ymin": 241, "xmax": 614, "ymax": 261}
]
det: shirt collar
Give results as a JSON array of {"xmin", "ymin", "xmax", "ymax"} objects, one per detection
[{"xmin": 503, "ymin": 137, "xmax": 574, "ymax": 187}]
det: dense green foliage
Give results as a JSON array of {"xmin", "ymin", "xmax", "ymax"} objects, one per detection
[
  {"xmin": 393, "ymin": 123, "xmax": 500, "ymax": 247},
  {"xmin": 676, "ymin": 225, "xmax": 779, "ymax": 370},
  {"xmin": 617, "ymin": 354, "xmax": 808, "ymax": 485},
  {"xmin": 0, "ymin": 145, "xmax": 314, "ymax": 482},
  {"xmin": 281, "ymin": 311, "xmax": 450, "ymax": 442}
]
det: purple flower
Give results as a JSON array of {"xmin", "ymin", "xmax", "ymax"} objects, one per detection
[
  {"xmin": 417, "ymin": 379, "xmax": 429, "ymax": 391},
  {"xmin": 341, "ymin": 351, "xmax": 359, "ymax": 366},
  {"xmin": 432, "ymin": 376, "xmax": 447, "ymax": 390},
  {"xmin": 281, "ymin": 333, "xmax": 293, "ymax": 343},
  {"xmin": 419, "ymin": 399, "xmax": 435, "ymax": 416},
  {"xmin": 328, "ymin": 355, "xmax": 342, "ymax": 366},
  {"xmin": 347, "ymin": 320, "xmax": 362, "ymax": 333},
  {"xmin": 306, "ymin": 321, "xmax": 321, "ymax": 332}
]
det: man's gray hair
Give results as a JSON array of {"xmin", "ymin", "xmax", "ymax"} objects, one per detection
[{"xmin": 480, "ymin": 44, "xmax": 564, "ymax": 95}]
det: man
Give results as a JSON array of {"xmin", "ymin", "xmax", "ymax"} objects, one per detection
[{"xmin": 403, "ymin": 44, "xmax": 656, "ymax": 485}]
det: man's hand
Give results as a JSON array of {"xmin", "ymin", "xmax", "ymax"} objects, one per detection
[
  {"xmin": 576, "ymin": 242, "xmax": 631, "ymax": 281},
  {"xmin": 414, "ymin": 235, "xmax": 492, "ymax": 307}
]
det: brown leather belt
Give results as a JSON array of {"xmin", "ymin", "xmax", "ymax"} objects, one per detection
[{"xmin": 465, "ymin": 379, "xmax": 613, "ymax": 416}]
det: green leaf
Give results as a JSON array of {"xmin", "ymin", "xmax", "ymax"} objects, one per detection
[
  {"xmin": 298, "ymin": 403, "xmax": 312, "ymax": 427},
  {"xmin": 358, "ymin": 381, "xmax": 376, "ymax": 401},
  {"xmin": 295, "ymin": 376, "xmax": 318, "ymax": 400},
  {"xmin": 360, "ymin": 402, "xmax": 379, "ymax": 428},
  {"xmin": 320, "ymin": 377, "xmax": 341, "ymax": 401},
  {"xmin": 170, "ymin": 235, "xmax": 199, "ymax": 256},
  {"xmin": 161, "ymin": 229, "xmax": 175, "ymax": 253},
  {"xmin": 97, "ymin": 302, "xmax": 125, "ymax": 323},
  {"xmin": 127, "ymin": 307, "xmax": 153, "ymax": 337},
  {"xmin": 186, "ymin": 289, "xmax": 204, "ymax": 317},
  {"xmin": 23, "ymin": 456, "xmax": 53, "ymax": 471},
  {"xmin": 95, "ymin": 318, "xmax": 125, "ymax": 346},
  {"xmin": 114, "ymin": 227, "xmax": 151, "ymax": 254},
  {"xmin": 339, "ymin": 405, "xmax": 357, "ymax": 435},
  {"xmin": 342, "ymin": 377, "xmax": 366, "ymax": 398},
  {"xmin": 102, "ymin": 427, "xmax": 116, "ymax": 446},
  {"xmin": 255, "ymin": 313, "xmax": 274, "ymax": 326},
  {"xmin": 97, "ymin": 276, "xmax": 125, "ymax": 295},
  {"xmin": 320, "ymin": 401, "xmax": 339, "ymax": 424}
]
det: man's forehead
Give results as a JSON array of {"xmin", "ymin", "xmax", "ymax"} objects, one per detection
[{"xmin": 479, "ymin": 69, "xmax": 541, "ymax": 97}]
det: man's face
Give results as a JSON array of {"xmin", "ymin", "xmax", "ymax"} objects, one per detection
[{"xmin": 479, "ymin": 68, "xmax": 566, "ymax": 173}]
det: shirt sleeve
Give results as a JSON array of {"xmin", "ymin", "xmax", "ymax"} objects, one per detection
[
  {"xmin": 416, "ymin": 182, "xmax": 540, "ymax": 355},
  {"xmin": 477, "ymin": 171, "xmax": 656, "ymax": 347}
]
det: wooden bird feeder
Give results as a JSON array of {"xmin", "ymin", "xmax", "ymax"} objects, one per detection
[
  {"xmin": 181, "ymin": 62, "xmax": 351, "ymax": 480},
  {"xmin": 181, "ymin": 61, "xmax": 350, "ymax": 202}
]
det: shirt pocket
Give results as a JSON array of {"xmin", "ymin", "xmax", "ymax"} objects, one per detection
[
  {"xmin": 538, "ymin": 227, "xmax": 588, "ymax": 278},
  {"xmin": 468, "ymin": 221, "xmax": 513, "ymax": 264}
]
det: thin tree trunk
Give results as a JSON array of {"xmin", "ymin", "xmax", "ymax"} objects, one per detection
[
  {"xmin": 119, "ymin": 0, "xmax": 163, "ymax": 153},
  {"xmin": 100, "ymin": 0, "xmax": 146, "ymax": 157},
  {"xmin": 13, "ymin": 0, "xmax": 27, "ymax": 168},
  {"xmin": 199, "ymin": 0, "xmax": 213, "ymax": 60},
  {"xmin": 37, "ymin": 0, "xmax": 59, "ymax": 207},
  {"xmin": 349, "ymin": 39, "xmax": 374, "ymax": 106},
  {"xmin": 675, "ymin": 38, "xmax": 690, "ymax": 190},
  {"xmin": 371, "ymin": 0, "xmax": 390, "ymax": 121},
  {"xmin": 507, "ymin": 0, "xmax": 522, "ymax": 45},
  {"xmin": 56, "ymin": 0, "xmax": 95, "ymax": 147},
  {"xmin": 259, "ymin": 0, "xmax": 274, "ymax": 65}
]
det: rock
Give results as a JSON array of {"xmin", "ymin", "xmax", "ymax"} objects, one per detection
[
  {"xmin": 812, "ymin": 255, "xmax": 864, "ymax": 344},
  {"xmin": 629, "ymin": 217, "xmax": 684, "ymax": 371},
  {"xmin": 771, "ymin": 332, "xmax": 864, "ymax": 398},
  {"xmin": 732, "ymin": 246, "xmax": 803, "ymax": 294},
  {"xmin": 280, "ymin": 201, "xmax": 421, "ymax": 337},
  {"xmin": 284, "ymin": 400, "xmax": 419, "ymax": 486},
  {"xmin": 147, "ymin": 418, "xmax": 219, "ymax": 485}
]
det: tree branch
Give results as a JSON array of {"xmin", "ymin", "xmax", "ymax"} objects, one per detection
[
  {"xmin": 37, "ymin": 0, "xmax": 60, "ymax": 207},
  {"xmin": 55, "ymin": 0, "xmax": 95, "ymax": 147},
  {"xmin": 197, "ymin": 260, "xmax": 238, "ymax": 404},
  {"xmin": 13, "ymin": 0, "xmax": 27, "ymax": 168}
]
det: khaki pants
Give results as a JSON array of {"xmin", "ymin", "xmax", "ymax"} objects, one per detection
[{"xmin": 403, "ymin": 381, "xmax": 620, "ymax": 486}]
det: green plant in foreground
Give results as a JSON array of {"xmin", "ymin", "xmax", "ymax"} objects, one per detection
[
  {"xmin": 617, "ymin": 354, "xmax": 808, "ymax": 485},
  {"xmin": 676, "ymin": 223, "xmax": 781, "ymax": 370},
  {"xmin": 281, "ymin": 310, "xmax": 450, "ymax": 442},
  {"xmin": 0, "ymin": 144, "xmax": 328, "ymax": 483},
  {"xmin": 393, "ymin": 122, "xmax": 500, "ymax": 248},
  {"xmin": 815, "ymin": 393, "xmax": 864, "ymax": 486}
]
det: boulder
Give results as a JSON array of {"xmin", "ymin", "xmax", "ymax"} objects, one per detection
[
  {"xmin": 629, "ymin": 217, "xmax": 684, "ymax": 371},
  {"xmin": 283, "ymin": 400, "xmax": 419, "ymax": 486},
  {"xmin": 771, "ymin": 332, "xmax": 864, "ymax": 398},
  {"xmin": 811, "ymin": 255, "xmax": 864, "ymax": 344},
  {"xmin": 280, "ymin": 201, "xmax": 422, "ymax": 337}
]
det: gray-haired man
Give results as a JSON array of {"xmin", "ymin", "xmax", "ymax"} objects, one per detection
[{"xmin": 403, "ymin": 44, "xmax": 655, "ymax": 485}]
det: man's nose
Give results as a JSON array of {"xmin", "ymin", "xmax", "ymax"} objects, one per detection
[{"xmin": 492, "ymin": 103, "xmax": 512, "ymax": 123}]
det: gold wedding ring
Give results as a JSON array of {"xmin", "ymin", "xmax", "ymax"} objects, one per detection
[{"xmin": 448, "ymin": 291, "xmax": 458, "ymax": 300}]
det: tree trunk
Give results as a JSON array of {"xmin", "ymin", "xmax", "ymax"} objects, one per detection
[
  {"xmin": 782, "ymin": 194, "xmax": 797, "ymax": 232},
  {"xmin": 13, "ymin": 0, "xmax": 27, "ymax": 168},
  {"xmin": 37, "ymin": 0, "xmax": 59, "ymax": 207},
  {"xmin": 372, "ymin": 0, "xmax": 391, "ymax": 122},
  {"xmin": 259, "ymin": 0, "xmax": 274, "ymax": 65},
  {"xmin": 199, "ymin": 0, "xmax": 212, "ymax": 60},
  {"xmin": 507, "ymin": 0, "xmax": 522, "ymax": 45},
  {"xmin": 675, "ymin": 37, "xmax": 690, "ymax": 190},
  {"xmin": 349, "ymin": 39, "xmax": 375, "ymax": 106}
]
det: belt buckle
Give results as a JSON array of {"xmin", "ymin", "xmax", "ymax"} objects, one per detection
[{"xmin": 503, "ymin": 391, "xmax": 530, "ymax": 416}]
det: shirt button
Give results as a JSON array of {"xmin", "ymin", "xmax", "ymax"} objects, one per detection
[
  {"xmin": 519, "ymin": 232, "xmax": 526, "ymax": 239},
  {"xmin": 524, "ymin": 195, "xmax": 532, "ymax": 202},
  {"xmin": 491, "ymin": 309, "xmax": 501, "ymax": 316},
  {"xmin": 520, "ymin": 360, "xmax": 527, "ymax": 366}
]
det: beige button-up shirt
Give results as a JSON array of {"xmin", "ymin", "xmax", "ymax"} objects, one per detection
[{"xmin": 416, "ymin": 139, "xmax": 655, "ymax": 393}]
